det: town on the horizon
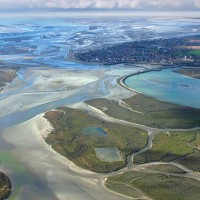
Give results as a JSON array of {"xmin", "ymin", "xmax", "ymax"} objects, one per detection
[
  {"xmin": 0, "ymin": 1, "xmax": 200, "ymax": 200},
  {"xmin": 75, "ymin": 35, "xmax": 200, "ymax": 65}
]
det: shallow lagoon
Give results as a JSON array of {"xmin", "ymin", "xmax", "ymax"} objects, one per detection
[{"xmin": 124, "ymin": 68, "xmax": 200, "ymax": 109}]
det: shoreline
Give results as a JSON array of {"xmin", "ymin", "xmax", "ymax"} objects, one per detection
[
  {"xmin": 66, "ymin": 49, "xmax": 104, "ymax": 66},
  {"xmin": 36, "ymin": 113, "xmax": 97, "ymax": 176},
  {"xmin": 32, "ymin": 107, "xmax": 200, "ymax": 199},
  {"xmin": 39, "ymin": 109, "xmax": 200, "ymax": 198},
  {"xmin": 173, "ymin": 67, "xmax": 200, "ymax": 80},
  {"xmin": 121, "ymin": 64, "xmax": 178, "ymax": 85},
  {"xmin": 41, "ymin": 104, "xmax": 200, "ymax": 172},
  {"xmin": 118, "ymin": 66, "xmax": 200, "ymax": 110},
  {"xmin": 67, "ymin": 48, "xmax": 181, "ymax": 68}
]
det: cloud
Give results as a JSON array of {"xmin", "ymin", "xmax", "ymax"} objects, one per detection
[{"xmin": 0, "ymin": 0, "xmax": 200, "ymax": 10}]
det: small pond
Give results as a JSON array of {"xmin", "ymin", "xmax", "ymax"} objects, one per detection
[
  {"xmin": 81, "ymin": 126, "xmax": 108, "ymax": 137},
  {"xmin": 95, "ymin": 147, "xmax": 122, "ymax": 162}
]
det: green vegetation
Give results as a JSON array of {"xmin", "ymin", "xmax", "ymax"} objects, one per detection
[
  {"xmin": 0, "ymin": 172, "xmax": 11, "ymax": 200},
  {"xmin": 177, "ymin": 149, "xmax": 200, "ymax": 172},
  {"xmin": 190, "ymin": 50, "xmax": 200, "ymax": 56},
  {"xmin": 106, "ymin": 171, "xmax": 200, "ymax": 200},
  {"xmin": 174, "ymin": 67, "xmax": 200, "ymax": 79},
  {"xmin": 147, "ymin": 164, "xmax": 187, "ymax": 174},
  {"xmin": 86, "ymin": 94, "xmax": 200, "ymax": 129},
  {"xmin": 106, "ymin": 181, "xmax": 142, "ymax": 199},
  {"xmin": 134, "ymin": 130, "xmax": 200, "ymax": 172},
  {"xmin": 44, "ymin": 108, "xmax": 148, "ymax": 173}
]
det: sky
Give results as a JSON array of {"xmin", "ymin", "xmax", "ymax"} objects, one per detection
[{"xmin": 0, "ymin": 0, "xmax": 200, "ymax": 10}]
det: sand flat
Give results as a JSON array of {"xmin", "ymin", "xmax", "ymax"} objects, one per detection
[{"xmin": 1, "ymin": 114, "xmax": 131, "ymax": 200}]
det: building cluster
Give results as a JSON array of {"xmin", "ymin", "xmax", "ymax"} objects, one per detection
[{"xmin": 75, "ymin": 35, "xmax": 200, "ymax": 65}]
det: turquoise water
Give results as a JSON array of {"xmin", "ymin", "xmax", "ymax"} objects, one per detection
[
  {"xmin": 124, "ymin": 68, "xmax": 200, "ymax": 109},
  {"xmin": 81, "ymin": 126, "xmax": 108, "ymax": 137}
]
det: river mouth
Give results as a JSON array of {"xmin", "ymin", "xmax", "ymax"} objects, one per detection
[
  {"xmin": 123, "ymin": 67, "xmax": 200, "ymax": 109},
  {"xmin": 1, "ymin": 13, "xmax": 200, "ymax": 200}
]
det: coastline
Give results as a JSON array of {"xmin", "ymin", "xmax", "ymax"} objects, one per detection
[
  {"xmin": 11, "ymin": 49, "xmax": 200, "ymax": 199},
  {"xmin": 35, "ymin": 113, "xmax": 97, "ymax": 176},
  {"xmin": 1, "ymin": 112, "xmax": 132, "ymax": 200},
  {"xmin": 28, "ymin": 90, "xmax": 200, "ymax": 200},
  {"xmin": 30, "ymin": 113, "xmax": 145, "ymax": 200},
  {"xmin": 1, "ymin": 13, "xmax": 200, "ymax": 200},
  {"xmin": 121, "ymin": 64, "xmax": 178, "ymax": 86},
  {"xmin": 118, "ymin": 66, "xmax": 173, "ymax": 97},
  {"xmin": 66, "ymin": 49, "xmax": 104, "ymax": 66},
  {"xmin": 67, "ymin": 48, "xmax": 182, "ymax": 68},
  {"xmin": 39, "ymin": 108, "xmax": 200, "ymax": 199},
  {"xmin": 118, "ymin": 67, "xmax": 200, "ymax": 110}
]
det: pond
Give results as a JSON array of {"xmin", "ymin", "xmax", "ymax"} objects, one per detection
[
  {"xmin": 95, "ymin": 147, "xmax": 122, "ymax": 162},
  {"xmin": 81, "ymin": 126, "xmax": 108, "ymax": 137}
]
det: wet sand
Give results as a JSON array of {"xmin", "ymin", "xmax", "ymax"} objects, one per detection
[
  {"xmin": 1, "ymin": 15, "xmax": 200, "ymax": 200},
  {"xmin": 1, "ymin": 113, "xmax": 132, "ymax": 200},
  {"xmin": 0, "ymin": 64, "xmax": 140, "ymax": 200},
  {"xmin": 1, "ymin": 64, "xmax": 200, "ymax": 200}
]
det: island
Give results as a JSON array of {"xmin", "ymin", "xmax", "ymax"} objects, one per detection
[
  {"xmin": 44, "ymin": 107, "xmax": 148, "ymax": 173},
  {"xmin": 44, "ymin": 89, "xmax": 200, "ymax": 199},
  {"xmin": 0, "ymin": 172, "xmax": 12, "ymax": 199}
]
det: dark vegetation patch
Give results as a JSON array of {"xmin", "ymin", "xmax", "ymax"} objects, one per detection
[{"xmin": 0, "ymin": 172, "xmax": 12, "ymax": 200}]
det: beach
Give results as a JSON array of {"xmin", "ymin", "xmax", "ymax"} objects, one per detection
[{"xmin": 1, "ymin": 112, "xmax": 134, "ymax": 200}]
